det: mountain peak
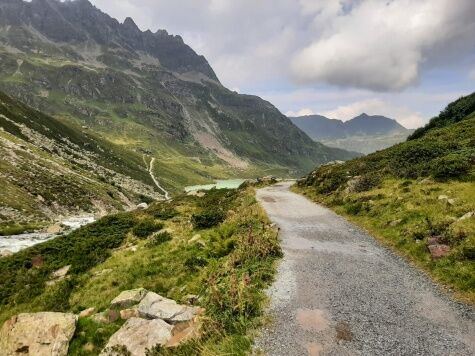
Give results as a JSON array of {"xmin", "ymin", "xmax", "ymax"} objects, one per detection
[{"xmin": 123, "ymin": 16, "xmax": 139, "ymax": 31}]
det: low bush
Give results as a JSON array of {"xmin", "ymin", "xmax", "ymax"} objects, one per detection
[
  {"xmin": 146, "ymin": 203, "xmax": 178, "ymax": 220},
  {"xmin": 352, "ymin": 175, "xmax": 381, "ymax": 193},
  {"xmin": 146, "ymin": 231, "xmax": 172, "ymax": 247},
  {"xmin": 192, "ymin": 210, "xmax": 226, "ymax": 229},
  {"xmin": 132, "ymin": 218, "xmax": 163, "ymax": 239},
  {"xmin": 431, "ymin": 154, "xmax": 471, "ymax": 180}
]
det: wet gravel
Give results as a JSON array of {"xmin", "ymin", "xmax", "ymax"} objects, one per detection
[{"xmin": 254, "ymin": 182, "xmax": 474, "ymax": 356}]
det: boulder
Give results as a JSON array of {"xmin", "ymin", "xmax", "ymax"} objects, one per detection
[
  {"xmin": 46, "ymin": 223, "xmax": 63, "ymax": 234},
  {"xmin": 100, "ymin": 318, "xmax": 173, "ymax": 356},
  {"xmin": 120, "ymin": 308, "xmax": 139, "ymax": 320},
  {"xmin": 166, "ymin": 317, "xmax": 202, "ymax": 348},
  {"xmin": 418, "ymin": 178, "xmax": 434, "ymax": 185},
  {"xmin": 52, "ymin": 265, "xmax": 71, "ymax": 279},
  {"xmin": 0, "ymin": 312, "xmax": 77, "ymax": 356},
  {"xmin": 78, "ymin": 307, "xmax": 96, "ymax": 319},
  {"xmin": 92, "ymin": 310, "xmax": 120, "ymax": 324},
  {"xmin": 136, "ymin": 203, "xmax": 149, "ymax": 210},
  {"xmin": 188, "ymin": 234, "xmax": 201, "ymax": 244},
  {"xmin": 388, "ymin": 219, "xmax": 403, "ymax": 227},
  {"xmin": 459, "ymin": 211, "xmax": 475, "ymax": 221},
  {"xmin": 0, "ymin": 249, "xmax": 14, "ymax": 258},
  {"xmin": 47, "ymin": 265, "xmax": 71, "ymax": 286},
  {"xmin": 345, "ymin": 176, "xmax": 363, "ymax": 193},
  {"xmin": 111, "ymin": 288, "xmax": 148, "ymax": 308},
  {"xmin": 428, "ymin": 244, "xmax": 450, "ymax": 259},
  {"xmin": 138, "ymin": 292, "xmax": 202, "ymax": 323},
  {"xmin": 438, "ymin": 195, "xmax": 448, "ymax": 200}
]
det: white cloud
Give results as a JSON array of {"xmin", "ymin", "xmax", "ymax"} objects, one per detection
[
  {"xmin": 88, "ymin": 0, "xmax": 475, "ymax": 125},
  {"xmin": 322, "ymin": 99, "xmax": 425, "ymax": 129},
  {"xmin": 291, "ymin": 0, "xmax": 475, "ymax": 91},
  {"xmin": 285, "ymin": 108, "xmax": 315, "ymax": 117}
]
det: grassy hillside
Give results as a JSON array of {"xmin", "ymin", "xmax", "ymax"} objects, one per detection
[
  {"xmin": 296, "ymin": 93, "xmax": 475, "ymax": 302},
  {"xmin": 0, "ymin": 90, "xmax": 171, "ymax": 231},
  {"xmin": 0, "ymin": 186, "xmax": 281, "ymax": 355}
]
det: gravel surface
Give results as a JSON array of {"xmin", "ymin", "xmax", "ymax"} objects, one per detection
[{"xmin": 254, "ymin": 182, "xmax": 474, "ymax": 356}]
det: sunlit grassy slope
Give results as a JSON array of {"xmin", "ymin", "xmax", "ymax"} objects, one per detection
[
  {"xmin": 0, "ymin": 186, "xmax": 282, "ymax": 355},
  {"xmin": 296, "ymin": 93, "xmax": 475, "ymax": 303}
]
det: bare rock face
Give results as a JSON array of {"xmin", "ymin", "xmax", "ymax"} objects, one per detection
[
  {"xmin": 100, "ymin": 318, "xmax": 173, "ymax": 356},
  {"xmin": 0, "ymin": 312, "xmax": 77, "ymax": 356},
  {"xmin": 110, "ymin": 288, "xmax": 148, "ymax": 308},
  {"xmin": 137, "ymin": 291, "xmax": 202, "ymax": 323}
]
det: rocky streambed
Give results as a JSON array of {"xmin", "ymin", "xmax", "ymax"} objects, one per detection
[{"xmin": 0, "ymin": 216, "xmax": 95, "ymax": 256}]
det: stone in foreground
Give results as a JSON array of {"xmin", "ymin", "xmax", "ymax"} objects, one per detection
[
  {"xmin": 138, "ymin": 291, "xmax": 202, "ymax": 323},
  {"xmin": 0, "ymin": 312, "xmax": 77, "ymax": 356},
  {"xmin": 100, "ymin": 317, "xmax": 173, "ymax": 356},
  {"xmin": 428, "ymin": 244, "xmax": 450, "ymax": 259},
  {"xmin": 111, "ymin": 288, "xmax": 148, "ymax": 308}
]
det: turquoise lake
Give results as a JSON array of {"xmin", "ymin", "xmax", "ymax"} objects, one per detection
[{"xmin": 184, "ymin": 179, "xmax": 247, "ymax": 193}]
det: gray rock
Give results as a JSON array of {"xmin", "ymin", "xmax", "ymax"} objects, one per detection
[
  {"xmin": 78, "ymin": 307, "xmax": 96, "ymax": 319},
  {"xmin": 100, "ymin": 318, "xmax": 173, "ymax": 356},
  {"xmin": 0, "ymin": 312, "xmax": 77, "ymax": 356},
  {"xmin": 138, "ymin": 292, "xmax": 201, "ymax": 323},
  {"xmin": 136, "ymin": 203, "xmax": 149, "ymax": 210},
  {"xmin": 459, "ymin": 211, "xmax": 475, "ymax": 221},
  {"xmin": 111, "ymin": 288, "xmax": 148, "ymax": 308},
  {"xmin": 47, "ymin": 265, "xmax": 71, "ymax": 286}
]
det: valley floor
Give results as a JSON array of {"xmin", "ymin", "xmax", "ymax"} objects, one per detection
[{"xmin": 254, "ymin": 182, "xmax": 474, "ymax": 356}]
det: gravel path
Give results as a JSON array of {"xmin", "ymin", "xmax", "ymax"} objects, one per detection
[{"xmin": 254, "ymin": 182, "xmax": 474, "ymax": 356}]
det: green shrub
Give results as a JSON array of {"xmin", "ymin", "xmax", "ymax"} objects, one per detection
[
  {"xmin": 431, "ymin": 154, "xmax": 471, "ymax": 180},
  {"xmin": 0, "ymin": 213, "xmax": 136, "ymax": 306},
  {"xmin": 146, "ymin": 203, "xmax": 178, "ymax": 220},
  {"xmin": 344, "ymin": 202, "xmax": 364, "ymax": 215},
  {"xmin": 147, "ymin": 231, "xmax": 172, "ymax": 247},
  {"xmin": 184, "ymin": 255, "xmax": 208, "ymax": 270},
  {"xmin": 192, "ymin": 210, "xmax": 225, "ymax": 229},
  {"xmin": 352, "ymin": 175, "xmax": 381, "ymax": 192},
  {"xmin": 132, "ymin": 218, "xmax": 163, "ymax": 239}
]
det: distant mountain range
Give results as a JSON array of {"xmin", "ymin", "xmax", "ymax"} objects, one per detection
[{"xmin": 290, "ymin": 113, "xmax": 413, "ymax": 154}]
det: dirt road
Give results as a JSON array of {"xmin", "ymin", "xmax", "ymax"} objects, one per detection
[{"xmin": 254, "ymin": 182, "xmax": 474, "ymax": 356}]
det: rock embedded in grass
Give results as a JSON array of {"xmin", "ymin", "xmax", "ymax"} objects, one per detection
[
  {"xmin": 110, "ymin": 288, "xmax": 148, "ymax": 308},
  {"xmin": 78, "ymin": 307, "xmax": 96, "ymax": 319},
  {"xmin": 428, "ymin": 244, "xmax": 451, "ymax": 259},
  {"xmin": 100, "ymin": 317, "xmax": 173, "ymax": 356}
]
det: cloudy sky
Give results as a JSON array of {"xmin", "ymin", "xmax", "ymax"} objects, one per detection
[{"xmin": 90, "ymin": 0, "xmax": 475, "ymax": 128}]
